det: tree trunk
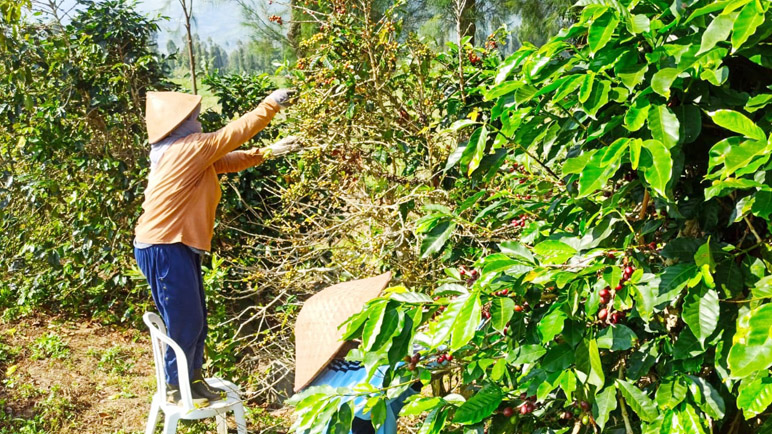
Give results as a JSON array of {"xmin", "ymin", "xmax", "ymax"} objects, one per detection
[
  {"xmin": 180, "ymin": 0, "xmax": 197, "ymax": 95},
  {"xmin": 460, "ymin": 0, "xmax": 476, "ymax": 45},
  {"xmin": 287, "ymin": 0, "xmax": 302, "ymax": 57}
]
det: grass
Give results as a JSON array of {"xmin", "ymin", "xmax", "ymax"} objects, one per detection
[
  {"xmin": 30, "ymin": 332, "xmax": 69, "ymax": 360},
  {"xmin": 169, "ymin": 75, "xmax": 220, "ymax": 113}
]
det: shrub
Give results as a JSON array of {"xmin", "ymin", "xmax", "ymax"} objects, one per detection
[{"xmin": 291, "ymin": 0, "xmax": 772, "ymax": 432}]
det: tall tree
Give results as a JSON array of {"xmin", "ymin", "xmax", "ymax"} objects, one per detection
[
  {"xmin": 511, "ymin": 0, "xmax": 573, "ymax": 46},
  {"xmin": 178, "ymin": 0, "xmax": 198, "ymax": 94}
]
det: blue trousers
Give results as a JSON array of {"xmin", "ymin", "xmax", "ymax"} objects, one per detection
[{"xmin": 134, "ymin": 243, "xmax": 207, "ymax": 386}]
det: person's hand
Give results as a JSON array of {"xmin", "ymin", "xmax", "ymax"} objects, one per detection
[
  {"xmin": 266, "ymin": 89, "xmax": 297, "ymax": 109},
  {"xmin": 264, "ymin": 135, "xmax": 301, "ymax": 159}
]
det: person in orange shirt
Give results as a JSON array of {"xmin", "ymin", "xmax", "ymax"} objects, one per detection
[{"xmin": 133, "ymin": 89, "xmax": 298, "ymax": 406}]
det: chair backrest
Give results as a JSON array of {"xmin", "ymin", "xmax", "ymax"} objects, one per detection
[{"xmin": 142, "ymin": 312, "xmax": 196, "ymax": 410}]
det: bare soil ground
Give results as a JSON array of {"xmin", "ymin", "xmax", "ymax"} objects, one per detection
[{"xmin": 0, "ymin": 314, "xmax": 289, "ymax": 434}]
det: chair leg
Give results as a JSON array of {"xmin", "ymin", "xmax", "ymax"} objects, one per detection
[
  {"xmin": 216, "ymin": 413, "xmax": 228, "ymax": 434},
  {"xmin": 145, "ymin": 399, "xmax": 161, "ymax": 434},
  {"xmin": 162, "ymin": 413, "xmax": 180, "ymax": 434},
  {"xmin": 233, "ymin": 403, "xmax": 248, "ymax": 434}
]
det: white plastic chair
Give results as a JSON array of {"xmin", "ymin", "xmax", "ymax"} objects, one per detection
[{"xmin": 143, "ymin": 312, "xmax": 248, "ymax": 434}]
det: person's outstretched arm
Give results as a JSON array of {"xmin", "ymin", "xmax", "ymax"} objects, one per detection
[
  {"xmin": 196, "ymin": 89, "xmax": 296, "ymax": 167},
  {"xmin": 213, "ymin": 136, "xmax": 300, "ymax": 174}
]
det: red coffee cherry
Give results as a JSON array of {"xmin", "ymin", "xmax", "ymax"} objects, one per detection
[{"xmin": 598, "ymin": 308, "xmax": 608, "ymax": 321}]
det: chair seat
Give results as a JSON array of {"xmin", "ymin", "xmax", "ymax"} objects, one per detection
[
  {"xmin": 143, "ymin": 312, "xmax": 248, "ymax": 434},
  {"xmin": 156, "ymin": 378, "xmax": 243, "ymax": 419}
]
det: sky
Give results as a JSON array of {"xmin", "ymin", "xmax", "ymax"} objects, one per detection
[{"xmin": 57, "ymin": 0, "xmax": 252, "ymax": 52}]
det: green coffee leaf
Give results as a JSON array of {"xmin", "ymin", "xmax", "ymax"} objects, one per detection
[
  {"xmin": 453, "ymin": 384, "xmax": 503, "ymax": 424},
  {"xmin": 708, "ymin": 110, "xmax": 766, "ymax": 142},
  {"xmin": 490, "ymin": 297, "xmax": 514, "ymax": 332},
  {"xmin": 421, "ymin": 220, "xmax": 456, "ymax": 258},
  {"xmin": 687, "ymin": 375, "xmax": 725, "ymax": 419},
  {"xmin": 640, "ymin": 139, "xmax": 672, "ymax": 198},
  {"xmin": 589, "ymin": 10, "xmax": 619, "ymax": 53},
  {"xmin": 732, "ymin": 3, "xmax": 765, "ymax": 50},
  {"xmin": 617, "ymin": 379, "xmax": 658, "ymax": 422},
  {"xmin": 656, "ymin": 377, "xmax": 688, "ymax": 410},
  {"xmin": 593, "ymin": 385, "xmax": 618, "ymax": 431},
  {"xmin": 450, "ymin": 293, "xmax": 482, "ymax": 351},
  {"xmin": 533, "ymin": 240, "xmax": 577, "ymax": 265},
  {"xmin": 737, "ymin": 377, "xmax": 772, "ymax": 418},
  {"xmin": 651, "ymin": 68, "xmax": 679, "ymax": 98},
  {"xmin": 537, "ymin": 304, "xmax": 567, "ymax": 343},
  {"xmin": 647, "ymin": 105, "xmax": 680, "ymax": 149},
  {"xmin": 728, "ymin": 304, "xmax": 772, "ymax": 378},
  {"xmin": 699, "ymin": 13, "xmax": 735, "ymax": 54},
  {"xmin": 681, "ymin": 286, "xmax": 719, "ymax": 345},
  {"xmin": 576, "ymin": 339, "xmax": 605, "ymax": 389}
]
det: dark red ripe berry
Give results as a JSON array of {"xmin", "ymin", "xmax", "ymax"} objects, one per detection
[
  {"xmin": 411, "ymin": 353, "xmax": 420, "ymax": 363},
  {"xmin": 509, "ymin": 167, "xmax": 516, "ymax": 173},
  {"xmin": 624, "ymin": 266, "xmax": 633, "ymax": 275},
  {"xmin": 599, "ymin": 288, "xmax": 610, "ymax": 298},
  {"xmin": 520, "ymin": 393, "xmax": 528, "ymax": 400},
  {"xmin": 519, "ymin": 178, "xmax": 526, "ymax": 184},
  {"xmin": 561, "ymin": 411, "xmax": 573, "ymax": 420},
  {"xmin": 446, "ymin": 354, "xmax": 453, "ymax": 361},
  {"xmin": 500, "ymin": 288, "xmax": 509, "ymax": 296},
  {"xmin": 502, "ymin": 407, "xmax": 514, "ymax": 417},
  {"xmin": 649, "ymin": 242, "xmax": 657, "ymax": 250},
  {"xmin": 528, "ymin": 396, "xmax": 536, "ymax": 402},
  {"xmin": 520, "ymin": 402, "xmax": 535, "ymax": 414},
  {"xmin": 471, "ymin": 270, "xmax": 479, "ymax": 278},
  {"xmin": 607, "ymin": 252, "xmax": 615, "ymax": 259},
  {"xmin": 438, "ymin": 354, "xmax": 445, "ymax": 363},
  {"xmin": 514, "ymin": 305, "xmax": 523, "ymax": 312},
  {"xmin": 615, "ymin": 284, "xmax": 623, "ymax": 291},
  {"xmin": 601, "ymin": 294, "xmax": 611, "ymax": 305},
  {"xmin": 483, "ymin": 311, "xmax": 491, "ymax": 319},
  {"xmin": 598, "ymin": 308, "xmax": 608, "ymax": 320},
  {"xmin": 611, "ymin": 312, "xmax": 621, "ymax": 324},
  {"xmin": 460, "ymin": 269, "xmax": 466, "ymax": 276},
  {"xmin": 580, "ymin": 401, "xmax": 591, "ymax": 411}
]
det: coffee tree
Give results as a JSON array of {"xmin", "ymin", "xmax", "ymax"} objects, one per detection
[{"xmin": 290, "ymin": 0, "xmax": 772, "ymax": 432}]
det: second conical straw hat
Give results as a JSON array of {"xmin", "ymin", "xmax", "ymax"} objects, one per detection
[{"xmin": 294, "ymin": 272, "xmax": 392, "ymax": 392}]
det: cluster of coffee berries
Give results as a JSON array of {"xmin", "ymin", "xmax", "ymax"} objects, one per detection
[
  {"xmin": 493, "ymin": 288, "xmax": 509, "ymax": 296},
  {"xmin": 403, "ymin": 353, "xmax": 420, "ymax": 371},
  {"xmin": 459, "ymin": 266, "xmax": 479, "ymax": 285},
  {"xmin": 436, "ymin": 352, "xmax": 453, "ymax": 364},
  {"xmin": 482, "ymin": 305, "xmax": 491, "ymax": 320},
  {"xmin": 467, "ymin": 51, "xmax": 481, "ymax": 64},
  {"xmin": 568, "ymin": 400, "xmax": 592, "ymax": 425},
  {"xmin": 508, "ymin": 162, "xmax": 525, "ymax": 174},
  {"xmin": 519, "ymin": 393, "xmax": 538, "ymax": 414},
  {"xmin": 499, "ymin": 394, "xmax": 538, "ymax": 418},
  {"xmin": 511, "ymin": 214, "xmax": 529, "ymax": 228},
  {"xmin": 514, "ymin": 193, "xmax": 532, "ymax": 200},
  {"xmin": 597, "ymin": 259, "xmax": 635, "ymax": 324},
  {"xmin": 268, "ymin": 15, "xmax": 283, "ymax": 25}
]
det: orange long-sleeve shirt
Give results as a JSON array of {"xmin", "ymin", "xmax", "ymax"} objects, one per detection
[{"xmin": 134, "ymin": 99, "xmax": 280, "ymax": 251}]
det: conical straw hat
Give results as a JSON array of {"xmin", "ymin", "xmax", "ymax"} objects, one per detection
[
  {"xmin": 294, "ymin": 272, "xmax": 392, "ymax": 392},
  {"xmin": 145, "ymin": 91, "xmax": 202, "ymax": 144}
]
